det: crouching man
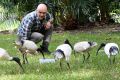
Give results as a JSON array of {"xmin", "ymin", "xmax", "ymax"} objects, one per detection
[{"xmin": 17, "ymin": 3, "xmax": 53, "ymax": 54}]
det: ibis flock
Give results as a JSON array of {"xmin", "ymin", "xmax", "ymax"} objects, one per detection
[{"xmin": 0, "ymin": 38, "xmax": 119, "ymax": 71}]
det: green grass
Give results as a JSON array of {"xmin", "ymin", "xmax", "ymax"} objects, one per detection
[{"xmin": 0, "ymin": 31, "xmax": 120, "ymax": 80}]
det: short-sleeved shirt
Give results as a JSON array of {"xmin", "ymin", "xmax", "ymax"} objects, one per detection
[{"xmin": 17, "ymin": 11, "xmax": 53, "ymax": 40}]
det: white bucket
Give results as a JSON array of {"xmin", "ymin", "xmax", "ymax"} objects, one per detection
[{"xmin": 39, "ymin": 58, "xmax": 55, "ymax": 63}]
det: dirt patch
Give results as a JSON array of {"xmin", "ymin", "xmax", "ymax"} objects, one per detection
[
  {"xmin": 53, "ymin": 23, "xmax": 120, "ymax": 34},
  {"xmin": 0, "ymin": 24, "xmax": 120, "ymax": 34}
]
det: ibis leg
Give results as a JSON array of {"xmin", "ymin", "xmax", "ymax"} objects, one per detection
[
  {"xmin": 25, "ymin": 53, "xmax": 28, "ymax": 64},
  {"xmin": 60, "ymin": 61, "xmax": 62, "ymax": 70},
  {"xmin": 83, "ymin": 54, "xmax": 85, "ymax": 63},
  {"xmin": 113, "ymin": 56, "xmax": 116, "ymax": 64},
  {"xmin": 109, "ymin": 58, "xmax": 112, "ymax": 64},
  {"xmin": 87, "ymin": 52, "xmax": 90, "ymax": 60},
  {"xmin": 22, "ymin": 54, "xmax": 25, "ymax": 64},
  {"xmin": 67, "ymin": 62, "xmax": 71, "ymax": 70}
]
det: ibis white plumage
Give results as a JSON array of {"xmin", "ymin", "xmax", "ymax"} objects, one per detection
[
  {"xmin": 0, "ymin": 48, "xmax": 24, "ymax": 71},
  {"xmin": 53, "ymin": 39, "xmax": 73, "ymax": 69},
  {"xmin": 74, "ymin": 41, "xmax": 97, "ymax": 63},
  {"xmin": 14, "ymin": 40, "xmax": 45, "ymax": 64},
  {"xmin": 96, "ymin": 43, "xmax": 119, "ymax": 64}
]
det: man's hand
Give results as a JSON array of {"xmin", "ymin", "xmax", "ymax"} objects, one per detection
[{"xmin": 44, "ymin": 21, "xmax": 52, "ymax": 30}]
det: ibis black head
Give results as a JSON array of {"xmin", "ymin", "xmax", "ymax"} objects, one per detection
[
  {"xmin": 96, "ymin": 43, "xmax": 106, "ymax": 56},
  {"xmin": 12, "ymin": 57, "xmax": 24, "ymax": 72},
  {"xmin": 88, "ymin": 42, "xmax": 97, "ymax": 47},
  {"xmin": 64, "ymin": 39, "xmax": 73, "ymax": 49},
  {"xmin": 37, "ymin": 45, "xmax": 43, "ymax": 53},
  {"xmin": 37, "ymin": 46, "xmax": 45, "ymax": 59}
]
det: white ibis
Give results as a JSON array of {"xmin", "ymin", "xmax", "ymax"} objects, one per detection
[
  {"xmin": 0, "ymin": 48, "xmax": 24, "ymax": 71},
  {"xmin": 96, "ymin": 43, "xmax": 119, "ymax": 64},
  {"xmin": 14, "ymin": 40, "xmax": 45, "ymax": 64},
  {"xmin": 74, "ymin": 41, "xmax": 97, "ymax": 63},
  {"xmin": 53, "ymin": 39, "xmax": 73, "ymax": 70}
]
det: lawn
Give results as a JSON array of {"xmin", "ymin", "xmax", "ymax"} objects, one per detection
[{"xmin": 0, "ymin": 30, "xmax": 120, "ymax": 80}]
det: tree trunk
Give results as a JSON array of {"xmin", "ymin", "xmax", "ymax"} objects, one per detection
[{"xmin": 99, "ymin": 0, "xmax": 110, "ymax": 23}]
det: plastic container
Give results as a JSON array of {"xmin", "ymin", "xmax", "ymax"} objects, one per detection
[{"xmin": 39, "ymin": 58, "xmax": 55, "ymax": 64}]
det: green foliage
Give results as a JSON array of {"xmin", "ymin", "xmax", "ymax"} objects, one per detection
[
  {"xmin": 0, "ymin": 20, "xmax": 19, "ymax": 31},
  {"xmin": 112, "ymin": 9, "xmax": 120, "ymax": 14},
  {"xmin": 0, "ymin": 0, "xmax": 120, "ymax": 30},
  {"xmin": 0, "ymin": 6, "xmax": 19, "ymax": 31}
]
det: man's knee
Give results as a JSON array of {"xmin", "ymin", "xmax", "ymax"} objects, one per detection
[{"xmin": 31, "ymin": 32, "xmax": 44, "ymax": 43}]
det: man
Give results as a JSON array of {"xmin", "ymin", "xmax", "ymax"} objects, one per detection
[{"xmin": 17, "ymin": 3, "xmax": 53, "ymax": 54}]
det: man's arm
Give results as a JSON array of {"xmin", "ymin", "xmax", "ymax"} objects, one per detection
[{"xmin": 18, "ymin": 18, "xmax": 33, "ymax": 40}]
